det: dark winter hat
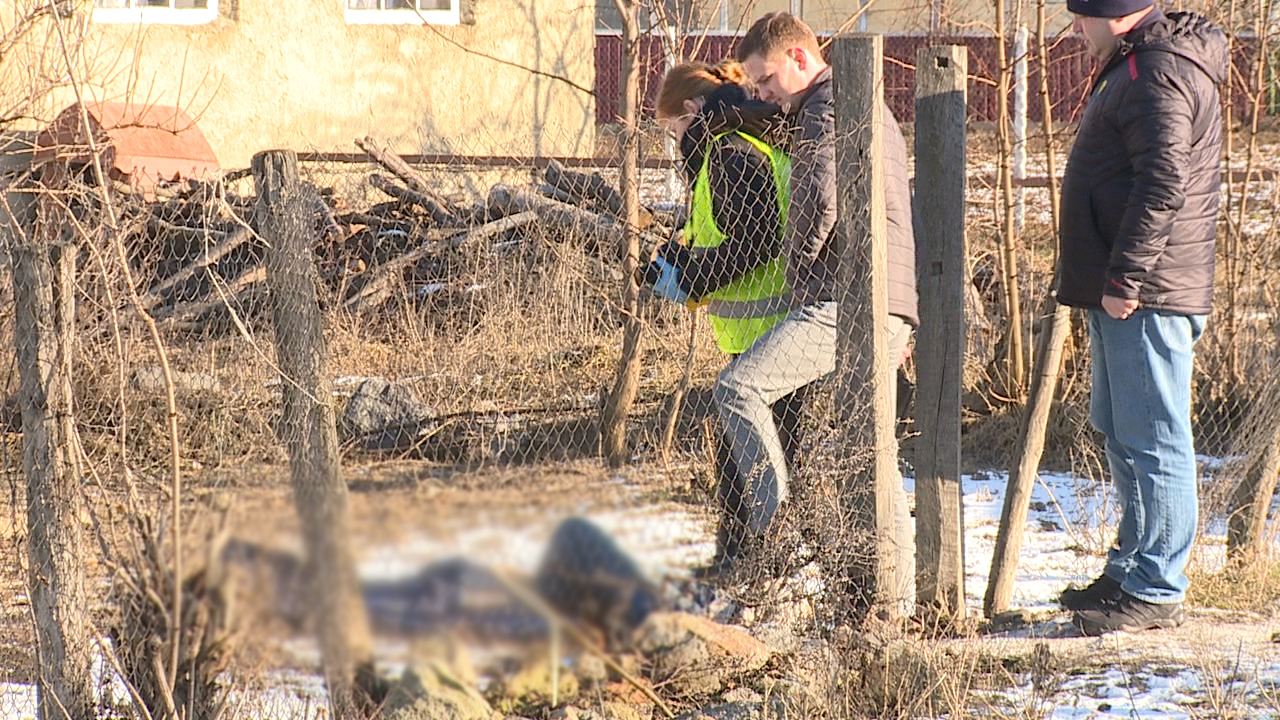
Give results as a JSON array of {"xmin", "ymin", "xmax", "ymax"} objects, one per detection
[{"xmin": 1067, "ymin": 0, "xmax": 1154, "ymax": 17}]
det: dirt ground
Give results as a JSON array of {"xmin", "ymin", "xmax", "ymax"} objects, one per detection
[
  {"xmin": 4, "ymin": 453, "xmax": 1280, "ymax": 717},
  {"xmin": 0, "ymin": 458, "xmax": 713, "ymax": 677}
]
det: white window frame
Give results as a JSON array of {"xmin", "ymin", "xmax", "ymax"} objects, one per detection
[
  {"xmin": 92, "ymin": 0, "xmax": 218, "ymax": 25},
  {"xmin": 345, "ymin": 0, "xmax": 460, "ymax": 25}
]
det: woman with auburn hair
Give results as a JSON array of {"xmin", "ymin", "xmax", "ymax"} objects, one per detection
[
  {"xmin": 646, "ymin": 60, "xmax": 790, "ymax": 355},
  {"xmin": 642, "ymin": 59, "xmax": 797, "ymax": 579}
]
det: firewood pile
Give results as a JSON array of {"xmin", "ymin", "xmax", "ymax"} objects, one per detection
[
  {"xmin": 111, "ymin": 168, "xmax": 268, "ymax": 334},
  {"xmin": 110, "ymin": 136, "xmax": 673, "ymax": 335}
]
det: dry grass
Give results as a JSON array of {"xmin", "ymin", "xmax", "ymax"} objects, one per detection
[
  {"xmin": 2, "ymin": 129, "xmax": 1280, "ymax": 718},
  {"xmin": 821, "ymin": 633, "xmax": 1077, "ymax": 720},
  {"xmin": 1187, "ymin": 551, "xmax": 1280, "ymax": 614}
]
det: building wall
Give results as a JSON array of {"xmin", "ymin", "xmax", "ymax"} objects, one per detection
[
  {"xmin": 33, "ymin": 0, "xmax": 596, "ymax": 168},
  {"xmin": 597, "ymin": 0, "xmax": 1075, "ymax": 35}
]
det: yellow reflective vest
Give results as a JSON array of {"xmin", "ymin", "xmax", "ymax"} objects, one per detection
[{"xmin": 685, "ymin": 131, "xmax": 791, "ymax": 355}]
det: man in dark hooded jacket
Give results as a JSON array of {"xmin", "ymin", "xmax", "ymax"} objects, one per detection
[
  {"xmin": 732, "ymin": 12, "xmax": 918, "ymax": 612},
  {"xmin": 1054, "ymin": 0, "xmax": 1227, "ymax": 636}
]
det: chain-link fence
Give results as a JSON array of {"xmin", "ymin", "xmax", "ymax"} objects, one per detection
[
  {"xmin": 4, "ymin": 20, "xmax": 1280, "ymax": 720},
  {"xmin": 0, "ymin": 115, "xmax": 776, "ymax": 719},
  {"xmin": 0, "ymin": 91, "xmax": 910, "ymax": 714}
]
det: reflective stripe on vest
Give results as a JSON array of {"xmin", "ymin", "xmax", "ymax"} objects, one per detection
[
  {"xmin": 686, "ymin": 131, "xmax": 791, "ymax": 355},
  {"xmin": 705, "ymin": 294, "xmax": 790, "ymax": 319}
]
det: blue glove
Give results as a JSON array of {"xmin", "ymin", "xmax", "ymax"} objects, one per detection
[{"xmin": 650, "ymin": 257, "xmax": 689, "ymax": 304}]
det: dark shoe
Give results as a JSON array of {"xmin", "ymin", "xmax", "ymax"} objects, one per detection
[
  {"xmin": 1072, "ymin": 592, "xmax": 1186, "ymax": 636},
  {"xmin": 1059, "ymin": 574, "xmax": 1122, "ymax": 611},
  {"xmin": 691, "ymin": 554, "xmax": 735, "ymax": 581},
  {"xmin": 699, "ymin": 521, "xmax": 744, "ymax": 583}
]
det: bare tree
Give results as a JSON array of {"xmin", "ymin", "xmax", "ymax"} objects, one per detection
[
  {"xmin": 601, "ymin": 0, "xmax": 644, "ymax": 467},
  {"xmin": 993, "ymin": 0, "xmax": 1027, "ymax": 398}
]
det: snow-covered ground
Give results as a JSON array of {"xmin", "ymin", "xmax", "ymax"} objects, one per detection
[
  {"xmin": 937, "ymin": 468, "xmax": 1111, "ymax": 612},
  {"xmin": 3, "ymin": 465, "xmax": 1277, "ymax": 719},
  {"xmin": 350, "ymin": 464, "xmax": 1280, "ymax": 719},
  {"xmin": 931, "ymin": 468, "xmax": 1280, "ymax": 719}
]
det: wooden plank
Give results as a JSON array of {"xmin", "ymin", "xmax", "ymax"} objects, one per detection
[
  {"xmin": 831, "ymin": 34, "xmax": 897, "ymax": 618},
  {"xmin": 912, "ymin": 45, "xmax": 969, "ymax": 621},
  {"xmin": 986, "ymin": 300, "xmax": 1071, "ymax": 617}
]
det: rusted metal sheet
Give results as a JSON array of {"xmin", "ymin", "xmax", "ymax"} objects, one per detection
[{"xmin": 35, "ymin": 102, "xmax": 221, "ymax": 186}]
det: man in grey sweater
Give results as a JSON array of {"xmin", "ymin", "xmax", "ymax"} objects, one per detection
[{"xmin": 726, "ymin": 12, "xmax": 918, "ymax": 605}]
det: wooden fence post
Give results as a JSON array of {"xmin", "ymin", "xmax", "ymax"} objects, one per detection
[
  {"xmin": 831, "ymin": 34, "xmax": 898, "ymax": 617},
  {"xmin": 913, "ymin": 45, "xmax": 968, "ymax": 620},
  {"xmin": 4, "ymin": 170, "xmax": 96, "ymax": 720},
  {"xmin": 254, "ymin": 150, "xmax": 375, "ymax": 717},
  {"xmin": 986, "ymin": 300, "xmax": 1071, "ymax": 617}
]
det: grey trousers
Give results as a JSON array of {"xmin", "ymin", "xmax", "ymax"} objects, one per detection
[{"xmin": 713, "ymin": 301, "xmax": 915, "ymax": 608}]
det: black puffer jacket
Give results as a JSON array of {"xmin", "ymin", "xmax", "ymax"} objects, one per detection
[
  {"xmin": 653, "ymin": 85, "xmax": 789, "ymax": 300},
  {"xmin": 1056, "ymin": 9, "xmax": 1227, "ymax": 314}
]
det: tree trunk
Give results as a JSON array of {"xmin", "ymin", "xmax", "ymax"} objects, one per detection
[
  {"xmin": 994, "ymin": 0, "xmax": 1026, "ymax": 398},
  {"xmin": 1227, "ymin": 418, "xmax": 1280, "ymax": 560},
  {"xmin": 6, "ymin": 176, "xmax": 96, "ymax": 720}
]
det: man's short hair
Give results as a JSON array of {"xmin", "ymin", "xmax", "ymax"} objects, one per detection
[{"xmin": 736, "ymin": 12, "xmax": 822, "ymax": 62}]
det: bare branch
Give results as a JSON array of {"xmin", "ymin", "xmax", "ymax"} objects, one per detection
[{"xmin": 417, "ymin": 21, "xmax": 595, "ymax": 98}]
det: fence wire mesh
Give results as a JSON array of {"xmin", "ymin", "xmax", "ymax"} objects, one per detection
[{"xmin": 2, "ymin": 23, "xmax": 1280, "ymax": 720}]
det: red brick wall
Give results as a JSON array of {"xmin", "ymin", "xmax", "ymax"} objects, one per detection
[{"xmin": 594, "ymin": 33, "xmax": 1263, "ymax": 126}]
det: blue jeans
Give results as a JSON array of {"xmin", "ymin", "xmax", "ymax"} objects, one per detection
[{"xmin": 1088, "ymin": 309, "xmax": 1205, "ymax": 605}]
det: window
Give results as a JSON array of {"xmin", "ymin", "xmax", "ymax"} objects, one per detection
[
  {"xmin": 93, "ymin": 0, "xmax": 218, "ymax": 24},
  {"xmin": 346, "ymin": 0, "xmax": 460, "ymax": 25}
]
